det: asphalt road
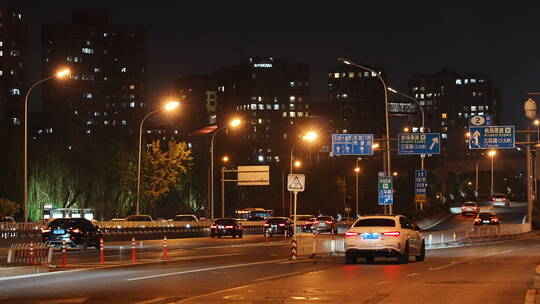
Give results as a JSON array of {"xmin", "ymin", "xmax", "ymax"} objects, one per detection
[{"xmin": 1, "ymin": 232, "xmax": 539, "ymax": 304}]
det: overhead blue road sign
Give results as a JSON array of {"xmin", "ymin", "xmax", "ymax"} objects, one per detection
[
  {"xmin": 378, "ymin": 176, "xmax": 393, "ymax": 205},
  {"xmin": 469, "ymin": 114, "xmax": 492, "ymax": 126},
  {"xmin": 415, "ymin": 170, "xmax": 427, "ymax": 203},
  {"xmin": 469, "ymin": 126, "xmax": 515, "ymax": 149},
  {"xmin": 332, "ymin": 134, "xmax": 374, "ymax": 156},
  {"xmin": 398, "ymin": 133, "xmax": 441, "ymax": 155}
]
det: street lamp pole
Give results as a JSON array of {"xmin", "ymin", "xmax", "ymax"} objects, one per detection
[
  {"xmin": 23, "ymin": 69, "xmax": 70, "ymax": 222},
  {"xmin": 136, "ymin": 109, "xmax": 162, "ymax": 215},
  {"xmin": 524, "ymin": 98, "xmax": 536, "ymax": 225},
  {"xmin": 355, "ymin": 158, "xmax": 360, "ymax": 217},
  {"xmin": 210, "ymin": 126, "xmax": 226, "ymax": 219},
  {"xmin": 340, "ymin": 58, "xmax": 391, "ymax": 214},
  {"xmin": 388, "ymin": 87, "xmax": 425, "ymax": 170},
  {"xmin": 490, "ymin": 153, "xmax": 495, "ymax": 195}
]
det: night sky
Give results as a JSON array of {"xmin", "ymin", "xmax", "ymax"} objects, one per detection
[{"xmin": 18, "ymin": 1, "xmax": 540, "ymax": 127}]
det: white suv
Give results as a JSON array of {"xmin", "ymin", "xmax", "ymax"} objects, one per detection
[{"xmin": 344, "ymin": 215, "xmax": 425, "ymax": 264}]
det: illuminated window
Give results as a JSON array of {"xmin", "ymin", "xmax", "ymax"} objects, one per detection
[
  {"xmin": 258, "ymin": 119, "xmax": 263, "ymax": 124},
  {"xmin": 412, "ymin": 87, "xmax": 418, "ymax": 92},
  {"xmin": 289, "ymin": 103, "xmax": 295, "ymax": 110},
  {"xmin": 121, "ymin": 67, "xmax": 127, "ymax": 72},
  {"xmin": 274, "ymin": 104, "xmax": 279, "ymax": 110},
  {"xmin": 9, "ymin": 88, "xmax": 20, "ymax": 95},
  {"xmin": 456, "ymin": 79, "xmax": 462, "ymax": 85},
  {"xmin": 84, "ymin": 93, "xmax": 93, "ymax": 99},
  {"xmin": 94, "ymin": 67, "xmax": 101, "ymax": 72},
  {"xmin": 266, "ymin": 104, "xmax": 272, "ymax": 110},
  {"xmin": 470, "ymin": 79, "xmax": 476, "ymax": 83},
  {"xmin": 121, "ymin": 120, "xmax": 127, "ymax": 125},
  {"xmin": 442, "ymin": 113, "xmax": 447, "ymax": 119},
  {"xmin": 464, "ymin": 79, "xmax": 469, "ymax": 84},
  {"xmin": 348, "ymin": 72, "xmax": 355, "ymax": 78},
  {"xmin": 258, "ymin": 104, "xmax": 264, "ymax": 110},
  {"xmin": 82, "ymin": 48, "xmax": 94, "ymax": 54},
  {"xmin": 334, "ymin": 73, "xmax": 339, "ymax": 78},
  {"xmin": 289, "ymin": 81, "xmax": 295, "ymax": 87},
  {"xmin": 290, "ymin": 112, "xmax": 295, "ymax": 117},
  {"xmin": 250, "ymin": 104, "xmax": 256, "ymax": 110},
  {"xmin": 10, "ymin": 50, "xmax": 19, "ymax": 56},
  {"xmin": 129, "ymin": 85, "xmax": 135, "ymax": 90},
  {"xmin": 282, "ymin": 112, "xmax": 287, "ymax": 117},
  {"xmin": 129, "ymin": 102, "xmax": 135, "ymax": 107},
  {"xmin": 442, "ymin": 134, "xmax": 448, "ymax": 139},
  {"xmin": 471, "ymin": 106, "xmax": 477, "ymax": 111},
  {"xmin": 298, "ymin": 112, "xmax": 304, "ymax": 117}
]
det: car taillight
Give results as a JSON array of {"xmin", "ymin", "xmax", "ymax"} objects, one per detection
[
  {"xmin": 210, "ymin": 225, "xmax": 217, "ymax": 229},
  {"xmin": 491, "ymin": 218, "xmax": 498, "ymax": 222},
  {"xmin": 264, "ymin": 223, "xmax": 270, "ymax": 227},
  {"xmin": 278, "ymin": 223, "xmax": 285, "ymax": 227},
  {"xmin": 383, "ymin": 231, "xmax": 400, "ymax": 237},
  {"xmin": 474, "ymin": 218, "xmax": 481, "ymax": 222},
  {"xmin": 41, "ymin": 228, "xmax": 51, "ymax": 233},
  {"xmin": 345, "ymin": 231, "xmax": 358, "ymax": 237},
  {"xmin": 313, "ymin": 221, "xmax": 319, "ymax": 224},
  {"xmin": 71, "ymin": 228, "xmax": 81, "ymax": 233},
  {"xmin": 326, "ymin": 221, "xmax": 332, "ymax": 224},
  {"xmin": 225, "ymin": 225, "xmax": 233, "ymax": 229},
  {"xmin": 461, "ymin": 206, "xmax": 466, "ymax": 210}
]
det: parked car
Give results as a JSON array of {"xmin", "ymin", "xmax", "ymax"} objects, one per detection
[
  {"xmin": 125, "ymin": 215, "xmax": 153, "ymax": 221},
  {"xmin": 474, "ymin": 212, "xmax": 501, "ymax": 225},
  {"xmin": 461, "ymin": 202, "xmax": 480, "ymax": 217},
  {"xmin": 491, "ymin": 194, "xmax": 510, "ymax": 208},
  {"xmin": 246, "ymin": 216, "xmax": 265, "ymax": 221},
  {"xmin": 172, "ymin": 214, "xmax": 198, "ymax": 221},
  {"xmin": 42, "ymin": 218, "xmax": 101, "ymax": 251},
  {"xmin": 210, "ymin": 218, "xmax": 243, "ymax": 238},
  {"xmin": 312, "ymin": 215, "xmax": 337, "ymax": 234},
  {"xmin": 345, "ymin": 215, "xmax": 425, "ymax": 264},
  {"xmin": 263, "ymin": 217, "xmax": 293, "ymax": 236}
]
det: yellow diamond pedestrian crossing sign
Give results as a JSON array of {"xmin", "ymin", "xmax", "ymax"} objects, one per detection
[{"xmin": 287, "ymin": 174, "xmax": 305, "ymax": 192}]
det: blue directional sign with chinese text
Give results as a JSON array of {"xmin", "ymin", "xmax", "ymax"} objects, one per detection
[
  {"xmin": 469, "ymin": 114, "xmax": 492, "ymax": 126},
  {"xmin": 332, "ymin": 134, "xmax": 374, "ymax": 155},
  {"xmin": 469, "ymin": 126, "xmax": 515, "ymax": 149},
  {"xmin": 398, "ymin": 133, "xmax": 441, "ymax": 155},
  {"xmin": 415, "ymin": 170, "xmax": 427, "ymax": 203},
  {"xmin": 378, "ymin": 176, "xmax": 393, "ymax": 205}
]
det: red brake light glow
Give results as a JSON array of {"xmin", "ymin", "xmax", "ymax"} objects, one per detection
[
  {"xmin": 264, "ymin": 223, "xmax": 270, "ymax": 227},
  {"xmin": 278, "ymin": 223, "xmax": 285, "ymax": 227},
  {"xmin": 326, "ymin": 221, "xmax": 332, "ymax": 224},
  {"xmin": 383, "ymin": 231, "xmax": 400, "ymax": 237},
  {"xmin": 345, "ymin": 231, "xmax": 358, "ymax": 237},
  {"xmin": 71, "ymin": 228, "xmax": 81, "ymax": 233},
  {"xmin": 210, "ymin": 225, "xmax": 217, "ymax": 229},
  {"xmin": 41, "ymin": 228, "xmax": 51, "ymax": 233},
  {"xmin": 225, "ymin": 225, "xmax": 233, "ymax": 229}
]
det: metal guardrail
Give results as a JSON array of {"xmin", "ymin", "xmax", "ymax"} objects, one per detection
[{"xmin": 295, "ymin": 223, "xmax": 532, "ymax": 257}]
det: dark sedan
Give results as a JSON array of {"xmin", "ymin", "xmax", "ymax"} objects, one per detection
[
  {"xmin": 312, "ymin": 216, "xmax": 337, "ymax": 234},
  {"xmin": 474, "ymin": 212, "xmax": 501, "ymax": 225},
  {"xmin": 42, "ymin": 218, "xmax": 101, "ymax": 251},
  {"xmin": 210, "ymin": 218, "xmax": 243, "ymax": 238},
  {"xmin": 263, "ymin": 217, "xmax": 293, "ymax": 236}
]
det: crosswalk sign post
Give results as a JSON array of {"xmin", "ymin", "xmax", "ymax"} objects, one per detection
[{"xmin": 288, "ymin": 174, "xmax": 305, "ymax": 259}]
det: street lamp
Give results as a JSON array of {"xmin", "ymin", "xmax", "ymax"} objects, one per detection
[
  {"xmin": 488, "ymin": 149, "xmax": 497, "ymax": 195},
  {"xmin": 136, "ymin": 100, "xmax": 180, "ymax": 215},
  {"xmin": 388, "ymin": 87, "xmax": 426, "ymax": 170},
  {"xmin": 340, "ymin": 58, "xmax": 392, "ymax": 214},
  {"xmin": 210, "ymin": 118, "xmax": 242, "ymax": 219},
  {"xmin": 23, "ymin": 68, "xmax": 70, "ymax": 222},
  {"xmin": 289, "ymin": 130, "xmax": 318, "ymax": 215},
  {"xmin": 222, "ymin": 155, "xmax": 229, "ymax": 163}
]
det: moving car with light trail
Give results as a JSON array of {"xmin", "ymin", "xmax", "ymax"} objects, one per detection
[{"xmin": 344, "ymin": 215, "xmax": 425, "ymax": 264}]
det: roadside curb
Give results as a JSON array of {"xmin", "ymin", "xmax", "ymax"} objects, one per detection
[{"xmin": 0, "ymin": 265, "xmax": 50, "ymax": 278}]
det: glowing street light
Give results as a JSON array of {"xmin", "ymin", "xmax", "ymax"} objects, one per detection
[
  {"xmin": 294, "ymin": 160, "xmax": 302, "ymax": 168},
  {"xmin": 23, "ymin": 68, "xmax": 70, "ymax": 222},
  {"xmin": 210, "ymin": 117, "xmax": 242, "ymax": 218},
  {"xmin": 222, "ymin": 155, "xmax": 229, "ymax": 163},
  {"xmin": 403, "ymin": 127, "xmax": 410, "ymax": 133},
  {"xmin": 136, "ymin": 100, "xmax": 181, "ymax": 215}
]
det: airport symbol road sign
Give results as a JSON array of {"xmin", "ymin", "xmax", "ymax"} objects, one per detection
[
  {"xmin": 469, "ymin": 126, "xmax": 515, "ymax": 149},
  {"xmin": 398, "ymin": 133, "xmax": 441, "ymax": 155},
  {"xmin": 378, "ymin": 176, "xmax": 393, "ymax": 205}
]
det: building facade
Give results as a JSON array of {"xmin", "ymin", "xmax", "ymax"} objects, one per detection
[
  {"xmin": 0, "ymin": 2, "xmax": 26, "ymax": 128},
  {"xmin": 328, "ymin": 64, "xmax": 387, "ymax": 137},
  {"xmin": 215, "ymin": 57, "xmax": 311, "ymax": 164},
  {"xmin": 41, "ymin": 9, "xmax": 146, "ymax": 141}
]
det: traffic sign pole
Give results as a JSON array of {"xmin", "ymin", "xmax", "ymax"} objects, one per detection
[{"xmin": 291, "ymin": 191, "xmax": 298, "ymax": 260}]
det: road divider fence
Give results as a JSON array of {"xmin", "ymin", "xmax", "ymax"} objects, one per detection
[{"xmin": 294, "ymin": 223, "xmax": 532, "ymax": 258}]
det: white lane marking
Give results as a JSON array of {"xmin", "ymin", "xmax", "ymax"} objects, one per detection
[
  {"xmin": 276, "ymin": 259, "xmax": 314, "ymax": 264},
  {"xmin": 524, "ymin": 288, "xmax": 536, "ymax": 304},
  {"xmin": 428, "ymin": 235, "xmax": 540, "ymax": 250},
  {"xmin": 253, "ymin": 271, "xmax": 303, "ymax": 282},
  {"xmin": 74, "ymin": 253, "xmax": 243, "ymax": 266},
  {"xmin": 194, "ymin": 242, "xmax": 286, "ymax": 250},
  {"xmin": 0, "ymin": 269, "xmax": 85, "ymax": 282},
  {"xmin": 126, "ymin": 259, "xmax": 288, "ymax": 281},
  {"xmin": 406, "ymin": 273, "xmax": 420, "ymax": 277},
  {"xmin": 375, "ymin": 281, "xmax": 390, "ymax": 285},
  {"xmin": 174, "ymin": 284, "xmax": 250, "ymax": 303},
  {"xmin": 133, "ymin": 297, "xmax": 169, "ymax": 304},
  {"xmin": 429, "ymin": 249, "xmax": 514, "ymax": 271}
]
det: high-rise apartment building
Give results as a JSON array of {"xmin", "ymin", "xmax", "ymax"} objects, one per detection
[
  {"xmin": 215, "ymin": 57, "xmax": 310, "ymax": 163},
  {"xmin": 328, "ymin": 64, "xmax": 386, "ymax": 137},
  {"xmin": 408, "ymin": 70, "xmax": 501, "ymax": 156},
  {"xmin": 0, "ymin": 2, "xmax": 26, "ymax": 128},
  {"xmin": 41, "ymin": 9, "xmax": 146, "ymax": 140}
]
